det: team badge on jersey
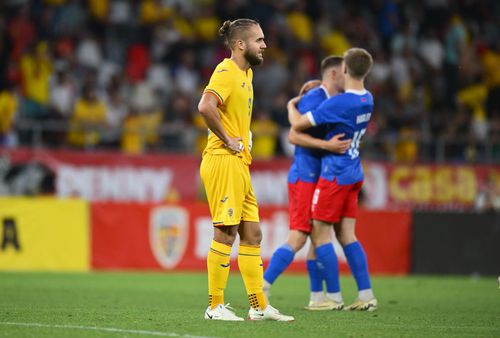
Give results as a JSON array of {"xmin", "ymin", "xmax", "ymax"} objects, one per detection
[{"xmin": 149, "ymin": 206, "xmax": 189, "ymax": 269}]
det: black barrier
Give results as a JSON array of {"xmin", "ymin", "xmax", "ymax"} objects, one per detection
[{"xmin": 412, "ymin": 212, "xmax": 500, "ymax": 275}]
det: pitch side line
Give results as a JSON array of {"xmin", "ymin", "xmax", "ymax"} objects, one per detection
[{"xmin": 0, "ymin": 322, "xmax": 217, "ymax": 338}]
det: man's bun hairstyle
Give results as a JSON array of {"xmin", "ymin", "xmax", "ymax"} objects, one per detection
[{"xmin": 219, "ymin": 18, "xmax": 259, "ymax": 48}]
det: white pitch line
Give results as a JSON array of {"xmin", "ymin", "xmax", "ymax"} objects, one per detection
[{"xmin": 0, "ymin": 322, "xmax": 217, "ymax": 338}]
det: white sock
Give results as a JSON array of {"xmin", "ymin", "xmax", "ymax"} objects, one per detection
[
  {"xmin": 310, "ymin": 291, "xmax": 323, "ymax": 303},
  {"xmin": 326, "ymin": 292, "xmax": 343, "ymax": 303},
  {"xmin": 358, "ymin": 289, "xmax": 374, "ymax": 302},
  {"xmin": 263, "ymin": 280, "xmax": 271, "ymax": 291}
]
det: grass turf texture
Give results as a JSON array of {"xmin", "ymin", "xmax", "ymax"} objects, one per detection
[{"xmin": 0, "ymin": 272, "xmax": 499, "ymax": 338}]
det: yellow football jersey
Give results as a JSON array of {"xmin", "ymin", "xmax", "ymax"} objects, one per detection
[{"xmin": 203, "ymin": 58, "xmax": 254, "ymax": 165}]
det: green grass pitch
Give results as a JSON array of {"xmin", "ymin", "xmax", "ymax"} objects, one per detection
[{"xmin": 0, "ymin": 272, "xmax": 499, "ymax": 338}]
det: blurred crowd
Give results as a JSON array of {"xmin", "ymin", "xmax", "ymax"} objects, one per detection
[{"xmin": 0, "ymin": 0, "xmax": 499, "ymax": 162}]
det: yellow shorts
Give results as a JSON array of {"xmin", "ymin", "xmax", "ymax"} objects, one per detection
[{"xmin": 200, "ymin": 154, "xmax": 259, "ymax": 226}]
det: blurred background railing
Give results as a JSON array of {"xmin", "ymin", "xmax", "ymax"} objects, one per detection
[{"xmin": 10, "ymin": 118, "xmax": 500, "ymax": 163}]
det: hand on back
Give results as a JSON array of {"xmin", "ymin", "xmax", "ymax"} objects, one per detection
[{"xmin": 325, "ymin": 133, "xmax": 351, "ymax": 154}]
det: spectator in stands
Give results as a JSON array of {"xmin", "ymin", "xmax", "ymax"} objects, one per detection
[
  {"xmin": 0, "ymin": 0, "xmax": 497, "ymax": 162},
  {"xmin": 67, "ymin": 84, "xmax": 107, "ymax": 148},
  {"xmin": 457, "ymin": 75, "xmax": 489, "ymax": 142},
  {"xmin": 319, "ymin": 17, "xmax": 351, "ymax": 57},
  {"xmin": 20, "ymin": 42, "xmax": 52, "ymax": 119},
  {"xmin": 376, "ymin": 0, "xmax": 401, "ymax": 51},
  {"xmin": 87, "ymin": 0, "xmax": 109, "ymax": 35},
  {"xmin": 7, "ymin": 3, "xmax": 35, "ymax": 62},
  {"xmin": 253, "ymin": 53, "xmax": 289, "ymax": 111},
  {"xmin": 250, "ymin": 109, "xmax": 279, "ymax": 160},
  {"xmin": 480, "ymin": 42, "xmax": 500, "ymax": 138},
  {"xmin": 102, "ymin": 83, "xmax": 128, "ymax": 146},
  {"xmin": 121, "ymin": 108, "xmax": 144, "ymax": 154},
  {"xmin": 444, "ymin": 13, "xmax": 467, "ymax": 109},
  {"xmin": 120, "ymin": 80, "xmax": 163, "ymax": 153},
  {"xmin": 286, "ymin": 0, "xmax": 313, "ymax": 46},
  {"xmin": 173, "ymin": 49, "xmax": 200, "ymax": 96},
  {"xmin": 193, "ymin": 4, "xmax": 221, "ymax": 43},
  {"xmin": 0, "ymin": 82, "xmax": 18, "ymax": 147},
  {"xmin": 150, "ymin": 19, "xmax": 182, "ymax": 62},
  {"xmin": 139, "ymin": 0, "xmax": 172, "ymax": 26},
  {"xmin": 394, "ymin": 127, "xmax": 419, "ymax": 163},
  {"xmin": 269, "ymin": 92, "xmax": 294, "ymax": 157},
  {"xmin": 50, "ymin": 69, "xmax": 76, "ymax": 119},
  {"xmin": 0, "ymin": 14, "xmax": 11, "ymax": 91},
  {"xmin": 120, "ymin": 107, "xmax": 162, "ymax": 154},
  {"xmin": 126, "ymin": 43, "xmax": 150, "ymax": 83},
  {"xmin": 53, "ymin": 0, "xmax": 87, "ymax": 37},
  {"xmin": 76, "ymin": 32, "xmax": 103, "ymax": 71}
]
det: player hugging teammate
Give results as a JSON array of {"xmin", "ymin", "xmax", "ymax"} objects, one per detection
[{"xmin": 267, "ymin": 47, "xmax": 378, "ymax": 312}]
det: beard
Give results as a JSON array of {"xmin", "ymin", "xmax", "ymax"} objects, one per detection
[{"xmin": 244, "ymin": 49, "xmax": 263, "ymax": 66}]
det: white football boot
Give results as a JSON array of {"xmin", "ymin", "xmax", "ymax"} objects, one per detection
[
  {"xmin": 305, "ymin": 298, "xmax": 344, "ymax": 311},
  {"xmin": 248, "ymin": 304, "xmax": 294, "ymax": 322},
  {"xmin": 344, "ymin": 298, "xmax": 378, "ymax": 311},
  {"xmin": 204, "ymin": 303, "xmax": 244, "ymax": 321}
]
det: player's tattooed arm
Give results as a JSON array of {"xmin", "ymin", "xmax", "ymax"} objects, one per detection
[
  {"xmin": 289, "ymin": 128, "xmax": 351, "ymax": 154},
  {"xmin": 287, "ymin": 96, "xmax": 312, "ymax": 131},
  {"xmin": 198, "ymin": 93, "xmax": 243, "ymax": 153}
]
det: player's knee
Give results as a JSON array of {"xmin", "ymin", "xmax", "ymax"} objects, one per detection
[
  {"xmin": 240, "ymin": 229, "xmax": 262, "ymax": 246},
  {"xmin": 287, "ymin": 234, "xmax": 307, "ymax": 251},
  {"xmin": 213, "ymin": 228, "xmax": 238, "ymax": 246},
  {"xmin": 214, "ymin": 234, "xmax": 236, "ymax": 246},
  {"xmin": 337, "ymin": 233, "xmax": 356, "ymax": 246},
  {"xmin": 250, "ymin": 231, "xmax": 263, "ymax": 245},
  {"xmin": 240, "ymin": 236, "xmax": 262, "ymax": 246},
  {"xmin": 310, "ymin": 233, "xmax": 329, "ymax": 246}
]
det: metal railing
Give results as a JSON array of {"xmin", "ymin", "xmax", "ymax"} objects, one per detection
[{"xmin": 9, "ymin": 118, "xmax": 500, "ymax": 163}]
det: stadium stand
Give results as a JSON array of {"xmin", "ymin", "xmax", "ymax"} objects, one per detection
[{"xmin": 0, "ymin": 0, "xmax": 498, "ymax": 162}]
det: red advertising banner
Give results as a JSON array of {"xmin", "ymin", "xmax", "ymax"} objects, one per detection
[
  {"xmin": 1, "ymin": 148, "xmax": 498, "ymax": 210},
  {"xmin": 2, "ymin": 148, "xmax": 200, "ymax": 202},
  {"xmin": 91, "ymin": 202, "xmax": 411, "ymax": 274}
]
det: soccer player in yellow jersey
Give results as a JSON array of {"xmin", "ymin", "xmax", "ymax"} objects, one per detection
[{"xmin": 198, "ymin": 19, "xmax": 294, "ymax": 322}]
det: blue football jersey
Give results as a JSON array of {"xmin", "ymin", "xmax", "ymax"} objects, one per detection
[
  {"xmin": 288, "ymin": 86, "xmax": 329, "ymax": 184},
  {"xmin": 306, "ymin": 89, "xmax": 374, "ymax": 185}
]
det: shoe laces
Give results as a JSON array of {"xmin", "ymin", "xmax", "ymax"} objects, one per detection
[
  {"xmin": 266, "ymin": 304, "xmax": 279, "ymax": 314},
  {"xmin": 223, "ymin": 303, "xmax": 236, "ymax": 314}
]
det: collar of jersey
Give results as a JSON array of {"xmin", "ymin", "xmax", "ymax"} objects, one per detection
[
  {"xmin": 320, "ymin": 85, "xmax": 330, "ymax": 98},
  {"xmin": 226, "ymin": 58, "xmax": 249, "ymax": 76},
  {"xmin": 345, "ymin": 89, "xmax": 367, "ymax": 95}
]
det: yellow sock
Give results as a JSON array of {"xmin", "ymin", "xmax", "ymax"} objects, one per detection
[
  {"xmin": 238, "ymin": 244, "xmax": 267, "ymax": 310},
  {"xmin": 207, "ymin": 240, "xmax": 231, "ymax": 309}
]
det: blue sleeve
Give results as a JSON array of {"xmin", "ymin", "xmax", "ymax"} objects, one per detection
[
  {"xmin": 297, "ymin": 95, "xmax": 314, "ymax": 114},
  {"xmin": 297, "ymin": 96, "xmax": 309, "ymax": 114},
  {"xmin": 309, "ymin": 97, "xmax": 343, "ymax": 126},
  {"xmin": 297, "ymin": 89, "xmax": 325, "ymax": 114}
]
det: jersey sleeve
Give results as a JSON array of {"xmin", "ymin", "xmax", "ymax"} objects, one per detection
[
  {"xmin": 204, "ymin": 66, "xmax": 234, "ymax": 105},
  {"xmin": 297, "ymin": 95, "xmax": 311, "ymax": 114},
  {"xmin": 306, "ymin": 97, "xmax": 343, "ymax": 126},
  {"xmin": 297, "ymin": 89, "xmax": 322, "ymax": 114}
]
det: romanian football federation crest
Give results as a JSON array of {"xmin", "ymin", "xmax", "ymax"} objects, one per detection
[{"xmin": 149, "ymin": 206, "xmax": 189, "ymax": 269}]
